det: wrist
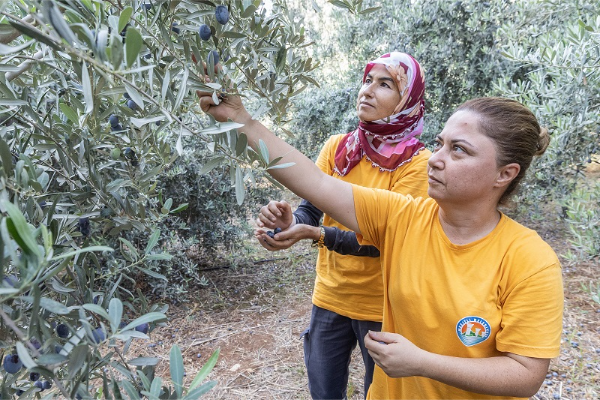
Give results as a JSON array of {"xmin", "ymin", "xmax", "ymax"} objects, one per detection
[
  {"xmin": 238, "ymin": 113, "xmax": 254, "ymax": 127},
  {"xmin": 311, "ymin": 226, "xmax": 325, "ymax": 248},
  {"xmin": 415, "ymin": 348, "xmax": 434, "ymax": 378},
  {"xmin": 288, "ymin": 215, "xmax": 297, "ymax": 229}
]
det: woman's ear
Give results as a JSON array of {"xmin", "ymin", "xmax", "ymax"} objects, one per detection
[{"xmin": 495, "ymin": 163, "xmax": 520, "ymax": 188}]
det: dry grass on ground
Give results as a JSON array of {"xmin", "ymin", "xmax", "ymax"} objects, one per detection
[{"xmin": 127, "ymin": 214, "xmax": 599, "ymax": 400}]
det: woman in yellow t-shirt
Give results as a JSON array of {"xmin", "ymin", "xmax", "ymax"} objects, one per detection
[
  {"xmin": 197, "ymin": 87, "xmax": 563, "ymax": 398},
  {"xmin": 254, "ymin": 52, "xmax": 430, "ymax": 400}
]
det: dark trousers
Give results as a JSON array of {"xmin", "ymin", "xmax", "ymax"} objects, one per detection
[{"xmin": 302, "ymin": 305, "xmax": 382, "ymax": 400}]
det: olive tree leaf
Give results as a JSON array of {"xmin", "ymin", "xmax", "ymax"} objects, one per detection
[
  {"xmin": 144, "ymin": 229, "xmax": 160, "ymax": 254},
  {"xmin": 81, "ymin": 62, "xmax": 94, "ymax": 114},
  {"xmin": 0, "ymin": 137, "xmax": 13, "ymax": 176},
  {"xmin": 131, "ymin": 115, "xmax": 164, "ymax": 127},
  {"xmin": 108, "ymin": 32, "xmax": 124, "ymax": 69},
  {"xmin": 8, "ymin": 20, "xmax": 60, "ymax": 51},
  {"xmin": 188, "ymin": 349, "xmax": 220, "ymax": 391},
  {"xmin": 0, "ymin": 40, "xmax": 34, "ymax": 55},
  {"xmin": 21, "ymin": 296, "xmax": 70, "ymax": 315},
  {"xmin": 124, "ymin": 83, "xmax": 145, "ymax": 110},
  {"xmin": 43, "ymin": 0, "xmax": 79, "ymax": 46},
  {"xmin": 174, "ymin": 68, "xmax": 189, "ymax": 110},
  {"xmin": 118, "ymin": 6, "xmax": 133, "ymax": 33},
  {"xmin": 176, "ymin": 131, "xmax": 183, "ymax": 156},
  {"xmin": 266, "ymin": 162, "xmax": 295, "ymax": 170},
  {"xmin": 235, "ymin": 132, "xmax": 248, "ymax": 156},
  {"xmin": 170, "ymin": 345, "xmax": 184, "ymax": 399},
  {"xmin": 137, "ymin": 267, "xmax": 168, "ymax": 281},
  {"xmin": 82, "ymin": 303, "xmax": 111, "ymax": 321},
  {"xmin": 128, "ymin": 357, "xmax": 160, "ymax": 367},
  {"xmin": 199, "ymin": 121, "xmax": 245, "ymax": 135},
  {"xmin": 16, "ymin": 342, "xmax": 37, "ymax": 369},
  {"xmin": 121, "ymin": 380, "xmax": 141, "ymax": 400},
  {"xmin": 95, "ymin": 28, "xmax": 109, "ymax": 62},
  {"xmin": 184, "ymin": 381, "xmax": 218, "ymax": 399},
  {"xmin": 119, "ymin": 237, "xmax": 139, "ymax": 261},
  {"xmin": 2, "ymin": 201, "xmax": 41, "ymax": 259},
  {"xmin": 258, "ymin": 139, "xmax": 269, "ymax": 163},
  {"xmin": 199, "ymin": 157, "xmax": 225, "ymax": 174},
  {"xmin": 67, "ymin": 345, "xmax": 88, "ymax": 380},
  {"xmin": 148, "ymin": 376, "xmax": 162, "ymax": 400},
  {"xmin": 108, "ymin": 298, "xmax": 123, "ymax": 333},
  {"xmin": 121, "ymin": 312, "xmax": 167, "ymax": 332},
  {"xmin": 51, "ymin": 246, "xmax": 113, "ymax": 260},
  {"xmin": 235, "ymin": 165, "xmax": 245, "ymax": 205},
  {"xmin": 125, "ymin": 26, "xmax": 143, "ymax": 68},
  {"xmin": 59, "ymin": 102, "xmax": 79, "ymax": 124}
]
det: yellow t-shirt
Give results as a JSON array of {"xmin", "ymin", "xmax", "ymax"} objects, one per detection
[
  {"xmin": 353, "ymin": 187, "xmax": 564, "ymax": 399},
  {"xmin": 312, "ymin": 134, "xmax": 431, "ymax": 321}
]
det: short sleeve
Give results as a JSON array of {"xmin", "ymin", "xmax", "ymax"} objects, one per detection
[
  {"xmin": 390, "ymin": 149, "xmax": 430, "ymax": 198},
  {"xmin": 496, "ymin": 263, "xmax": 564, "ymax": 358},
  {"xmin": 353, "ymin": 185, "xmax": 415, "ymax": 249}
]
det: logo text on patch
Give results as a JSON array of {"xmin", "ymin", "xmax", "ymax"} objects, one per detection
[{"xmin": 456, "ymin": 316, "xmax": 491, "ymax": 347}]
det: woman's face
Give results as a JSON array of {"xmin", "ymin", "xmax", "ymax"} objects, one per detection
[
  {"xmin": 427, "ymin": 110, "xmax": 505, "ymax": 205},
  {"xmin": 356, "ymin": 64, "xmax": 401, "ymax": 122}
]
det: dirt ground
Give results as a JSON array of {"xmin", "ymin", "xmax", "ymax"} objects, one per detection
[{"xmin": 128, "ymin": 207, "xmax": 600, "ymax": 400}]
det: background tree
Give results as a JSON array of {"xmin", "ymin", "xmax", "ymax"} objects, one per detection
[{"xmin": 0, "ymin": 0, "xmax": 317, "ymax": 397}]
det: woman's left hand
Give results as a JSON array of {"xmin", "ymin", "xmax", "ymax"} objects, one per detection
[{"xmin": 364, "ymin": 330, "xmax": 427, "ymax": 378}]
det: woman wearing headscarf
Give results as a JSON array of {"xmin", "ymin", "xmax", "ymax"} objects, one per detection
[{"xmin": 254, "ymin": 52, "xmax": 431, "ymax": 399}]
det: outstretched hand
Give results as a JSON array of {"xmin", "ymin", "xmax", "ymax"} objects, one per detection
[
  {"xmin": 194, "ymin": 57, "xmax": 251, "ymax": 124},
  {"xmin": 254, "ymin": 223, "xmax": 319, "ymax": 251},
  {"xmin": 196, "ymin": 89, "xmax": 250, "ymax": 124},
  {"xmin": 365, "ymin": 330, "xmax": 427, "ymax": 378}
]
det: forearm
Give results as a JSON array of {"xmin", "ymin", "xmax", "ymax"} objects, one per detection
[
  {"xmin": 240, "ymin": 119, "xmax": 358, "ymax": 232},
  {"xmin": 293, "ymin": 199, "xmax": 323, "ymax": 227},
  {"xmin": 417, "ymin": 352, "xmax": 548, "ymax": 397}
]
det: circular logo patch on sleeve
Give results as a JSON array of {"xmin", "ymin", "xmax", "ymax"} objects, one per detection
[{"xmin": 456, "ymin": 316, "xmax": 491, "ymax": 347}]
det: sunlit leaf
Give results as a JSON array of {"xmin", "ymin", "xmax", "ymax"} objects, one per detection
[
  {"xmin": 235, "ymin": 165, "xmax": 245, "ymax": 205},
  {"xmin": 81, "ymin": 62, "xmax": 94, "ymax": 114}
]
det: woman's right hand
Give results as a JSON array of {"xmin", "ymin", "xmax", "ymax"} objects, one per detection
[{"xmin": 196, "ymin": 90, "xmax": 251, "ymax": 124}]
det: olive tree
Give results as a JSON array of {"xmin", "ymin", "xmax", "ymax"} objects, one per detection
[
  {"xmin": 496, "ymin": 0, "xmax": 600, "ymax": 260},
  {"xmin": 0, "ymin": 0, "xmax": 318, "ymax": 397}
]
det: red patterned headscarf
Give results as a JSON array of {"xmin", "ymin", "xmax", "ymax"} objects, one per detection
[{"xmin": 334, "ymin": 52, "xmax": 426, "ymax": 176}]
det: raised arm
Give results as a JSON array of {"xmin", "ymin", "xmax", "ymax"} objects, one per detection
[{"xmin": 198, "ymin": 92, "xmax": 360, "ymax": 233}]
